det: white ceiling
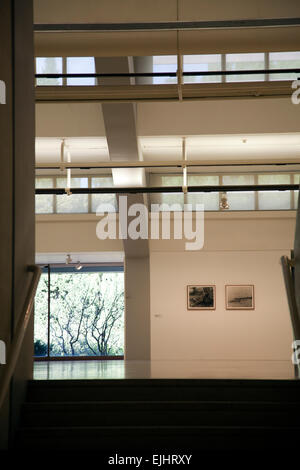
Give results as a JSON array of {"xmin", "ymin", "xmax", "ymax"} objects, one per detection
[
  {"xmin": 36, "ymin": 133, "xmax": 300, "ymax": 164},
  {"xmin": 35, "ymin": 137, "xmax": 110, "ymax": 163},
  {"xmin": 141, "ymin": 134, "xmax": 300, "ymax": 161}
]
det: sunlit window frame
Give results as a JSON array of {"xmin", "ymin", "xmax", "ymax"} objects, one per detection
[
  {"xmin": 35, "ymin": 52, "xmax": 300, "ymax": 86},
  {"xmin": 35, "ymin": 173, "xmax": 299, "ymax": 214}
]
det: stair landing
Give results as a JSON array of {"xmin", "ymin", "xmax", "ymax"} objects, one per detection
[{"xmin": 33, "ymin": 359, "xmax": 296, "ymax": 381}]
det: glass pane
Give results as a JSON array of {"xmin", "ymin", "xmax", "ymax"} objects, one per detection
[
  {"xmin": 36, "ymin": 57, "xmax": 62, "ymax": 86},
  {"xmin": 49, "ymin": 270, "xmax": 124, "ymax": 357},
  {"xmin": 258, "ymin": 174, "xmax": 290, "ymax": 184},
  {"xmin": 258, "ymin": 174, "xmax": 291, "ymax": 210},
  {"xmin": 91, "ymin": 177, "xmax": 117, "ymax": 213},
  {"xmin": 183, "ymin": 55, "xmax": 222, "ymax": 83},
  {"xmin": 56, "ymin": 177, "xmax": 89, "ymax": 213},
  {"xmin": 223, "ymin": 175, "xmax": 255, "ymax": 210},
  {"xmin": 187, "ymin": 175, "xmax": 219, "ymax": 210},
  {"xmin": 153, "ymin": 56, "xmax": 177, "ymax": 84},
  {"xmin": 188, "ymin": 175, "xmax": 219, "ymax": 186},
  {"xmin": 67, "ymin": 57, "xmax": 96, "ymax": 86},
  {"xmin": 34, "ymin": 272, "xmax": 49, "ymax": 357},
  {"xmin": 150, "ymin": 175, "xmax": 184, "ymax": 210},
  {"xmin": 226, "ymin": 53, "xmax": 265, "ymax": 82},
  {"xmin": 35, "ymin": 178, "xmax": 54, "ymax": 214},
  {"xmin": 269, "ymin": 51, "xmax": 300, "ymax": 81}
]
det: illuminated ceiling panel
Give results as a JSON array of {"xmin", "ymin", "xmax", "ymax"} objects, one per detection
[{"xmin": 35, "ymin": 137, "xmax": 109, "ymax": 163}]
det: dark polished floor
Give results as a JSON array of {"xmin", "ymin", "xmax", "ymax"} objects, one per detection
[{"xmin": 33, "ymin": 359, "xmax": 297, "ymax": 380}]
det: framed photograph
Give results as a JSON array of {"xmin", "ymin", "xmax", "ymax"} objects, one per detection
[
  {"xmin": 225, "ymin": 285, "xmax": 255, "ymax": 310},
  {"xmin": 187, "ymin": 285, "xmax": 216, "ymax": 310}
]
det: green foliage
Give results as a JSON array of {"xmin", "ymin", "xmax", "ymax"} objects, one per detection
[{"xmin": 34, "ymin": 339, "xmax": 48, "ymax": 357}]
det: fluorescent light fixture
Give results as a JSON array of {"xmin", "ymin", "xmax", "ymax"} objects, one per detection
[
  {"xmin": 35, "ymin": 137, "xmax": 109, "ymax": 163},
  {"xmin": 139, "ymin": 134, "xmax": 300, "ymax": 161},
  {"xmin": 112, "ymin": 168, "xmax": 145, "ymax": 187}
]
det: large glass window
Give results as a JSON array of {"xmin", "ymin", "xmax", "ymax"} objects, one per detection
[
  {"xmin": 153, "ymin": 56, "xmax": 177, "ymax": 84},
  {"xmin": 35, "ymin": 173, "xmax": 297, "ymax": 213},
  {"xmin": 269, "ymin": 51, "xmax": 300, "ymax": 81},
  {"xmin": 150, "ymin": 174, "xmax": 184, "ymax": 210},
  {"xmin": 36, "ymin": 52, "xmax": 300, "ymax": 87},
  {"xmin": 34, "ymin": 266, "xmax": 124, "ymax": 358},
  {"xmin": 35, "ymin": 178, "xmax": 54, "ymax": 214},
  {"xmin": 225, "ymin": 53, "xmax": 265, "ymax": 82},
  {"xmin": 258, "ymin": 174, "xmax": 291, "ymax": 210},
  {"xmin": 56, "ymin": 177, "xmax": 89, "ymax": 213},
  {"xmin": 183, "ymin": 55, "xmax": 222, "ymax": 84},
  {"xmin": 91, "ymin": 177, "xmax": 117, "ymax": 213},
  {"xmin": 67, "ymin": 57, "xmax": 96, "ymax": 86},
  {"xmin": 187, "ymin": 175, "xmax": 220, "ymax": 210},
  {"xmin": 36, "ymin": 57, "xmax": 63, "ymax": 86},
  {"xmin": 222, "ymin": 175, "xmax": 255, "ymax": 210}
]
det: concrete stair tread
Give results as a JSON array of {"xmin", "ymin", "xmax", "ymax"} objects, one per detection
[
  {"xmin": 18, "ymin": 424, "xmax": 300, "ymax": 432},
  {"xmin": 22, "ymin": 400, "xmax": 300, "ymax": 408},
  {"xmin": 17, "ymin": 378, "xmax": 300, "ymax": 450}
]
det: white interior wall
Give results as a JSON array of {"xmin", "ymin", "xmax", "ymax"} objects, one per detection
[
  {"xmin": 150, "ymin": 212, "xmax": 295, "ymax": 361},
  {"xmin": 150, "ymin": 250, "xmax": 293, "ymax": 361},
  {"xmin": 36, "ymin": 212, "xmax": 296, "ymax": 361}
]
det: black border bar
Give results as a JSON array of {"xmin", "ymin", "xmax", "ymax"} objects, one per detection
[
  {"xmin": 34, "ymin": 18, "xmax": 300, "ymax": 32},
  {"xmin": 35, "ymin": 68, "xmax": 300, "ymax": 79},
  {"xmin": 35, "ymin": 184, "xmax": 299, "ymax": 195}
]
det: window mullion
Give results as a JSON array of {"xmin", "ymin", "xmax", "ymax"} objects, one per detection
[
  {"xmin": 222, "ymin": 54, "xmax": 226, "ymax": 83},
  {"xmin": 63, "ymin": 57, "xmax": 67, "ymax": 86},
  {"xmin": 53, "ymin": 176, "xmax": 57, "ymax": 213},
  {"xmin": 265, "ymin": 52, "xmax": 270, "ymax": 82},
  {"xmin": 254, "ymin": 174, "xmax": 259, "ymax": 210}
]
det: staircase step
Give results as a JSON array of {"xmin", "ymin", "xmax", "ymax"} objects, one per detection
[
  {"xmin": 21, "ymin": 400, "xmax": 300, "ymax": 427},
  {"xmin": 27, "ymin": 379, "xmax": 300, "ymax": 403},
  {"xmin": 17, "ymin": 378, "xmax": 300, "ymax": 450},
  {"xmin": 16, "ymin": 424, "xmax": 300, "ymax": 450}
]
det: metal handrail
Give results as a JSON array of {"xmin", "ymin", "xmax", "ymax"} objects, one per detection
[
  {"xmin": 281, "ymin": 255, "xmax": 300, "ymax": 377},
  {"xmin": 0, "ymin": 265, "xmax": 41, "ymax": 411}
]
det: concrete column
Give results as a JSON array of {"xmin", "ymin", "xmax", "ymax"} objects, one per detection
[
  {"xmin": 133, "ymin": 56, "xmax": 154, "ymax": 84},
  {"xmin": 125, "ymin": 257, "xmax": 151, "ymax": 360},
  {"xmin": 0, "ymin": 0, "xmax": 35, "ymax": 449},
  {"xmin": 95, "ymin": 57, "xmax": 151, "ymax": 360}
]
